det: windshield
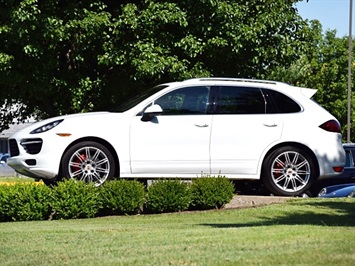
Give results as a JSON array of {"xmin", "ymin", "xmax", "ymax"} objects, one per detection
[{"xmin": 111, "ymin": 85, "xmax": 169, "ymax": 112}]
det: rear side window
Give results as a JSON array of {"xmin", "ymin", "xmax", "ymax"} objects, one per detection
[
  {"xmin": 262, "ymin": 89, "xmax": 301, "ymax": 113},
  {"xmin": 213, "ymin": 86, "xmax": 265, "ymax": 114}
]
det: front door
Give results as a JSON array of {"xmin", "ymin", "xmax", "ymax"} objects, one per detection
[{"xmin": 130, "ymin": 86, "xmax": 212, "ymax": 175}]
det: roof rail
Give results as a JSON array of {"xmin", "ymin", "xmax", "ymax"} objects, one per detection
[{"xmin": 184, "ymin": 77, "xmax": 286, "ymax": 86}]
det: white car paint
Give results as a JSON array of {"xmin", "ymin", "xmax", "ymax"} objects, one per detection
[{"xmin": 7, "ymin": 78, "xmax": 346, "ymax": 196}]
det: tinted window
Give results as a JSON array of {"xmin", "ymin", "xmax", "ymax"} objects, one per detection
[
  {"xmin": 344, "ymin": 148, "xmax": 355, "ymax": 168},
  {"xmin": 214, "ymin": 86, "xmax": 265, "ymax": 114},
  {"xmin": 154, "ymin": 86, "xmax": 209, "ymax": 115},
  {"xmin": 351, "ymin": 150, "xmax": 355, "ymax": 168},
  {"xmin": 262, "ymin": 89, "xmax": 301, "ymax": 113},
  {"xmin": 345, "ymin": 150, "xmax": 352, "ymax": 168}
]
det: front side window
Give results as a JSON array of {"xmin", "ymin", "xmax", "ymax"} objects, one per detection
[
  {"xmin": 154, "ymin": 86, "xmax": 210, "ymax": 115},
  {"xmin": 214, "ymin": 86, "xmax": 266, "ymax": 114}
]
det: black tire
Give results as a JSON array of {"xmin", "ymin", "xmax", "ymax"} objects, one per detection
[
  {"xmin": 262, "ymin": 146, "xmax": 317, "ymax": 196},
  {"xmin": 60, "ymin": 141, "xmax": 115, "ymax": 186},
  {"xmin": 42, "ymin": 177, "xmax": 59, "ymax": 187}
]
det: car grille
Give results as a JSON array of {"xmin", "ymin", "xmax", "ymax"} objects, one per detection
[
  {"xmin": 20, "ymin": 138, "xmax": 43, "ymax": 154},
  {"xmin": 9, "ymin": 139, "xmax": 20, "ymax": 156}
]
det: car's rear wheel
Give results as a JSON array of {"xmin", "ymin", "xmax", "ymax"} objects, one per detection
[
  {"xmin": 60, "ymin": 141, "xmax": 115, "ymax": 186},
  {"xmin": 262, "ymin": 146, "xmax": 317, "ymax": 196}
]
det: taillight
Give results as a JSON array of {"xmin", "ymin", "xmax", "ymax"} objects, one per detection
[
  {"xmin": 333, "ymin": 166, "xmax": 344, "ymax": 172},
  {"xmin": 319, "ymin": 120, "xmax": 341, "ymax": 133}
]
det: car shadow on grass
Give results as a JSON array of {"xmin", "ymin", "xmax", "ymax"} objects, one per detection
[{"xmin": 202, "ymin": 200, "xmax": 355, "ymax": 228}]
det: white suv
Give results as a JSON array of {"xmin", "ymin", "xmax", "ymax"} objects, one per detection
[{"xmin": 7, "ymin": 78, "xmax": 345, "ymax": 196}]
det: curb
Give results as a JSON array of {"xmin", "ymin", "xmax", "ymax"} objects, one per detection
[{"xmin": 224, "ymin": 195, "xmax": 293, "ymax": 209}]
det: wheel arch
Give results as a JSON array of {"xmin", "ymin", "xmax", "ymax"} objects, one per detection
[
  {"xmin": 59, "ymin": 137, "xmax": 120, "ymax": 178},
  {"xmin": 261, "ymin": 142, "xmax": 320, "ymax": 181}
]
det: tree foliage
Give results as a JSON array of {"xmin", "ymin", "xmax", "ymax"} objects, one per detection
[
  {"xmin": 266, "ymin": 19, "xmax": 354, "ymax": 140},
  {"xmin": 1, "ymin": 0, "xmax": 313, "ymax": 130}
]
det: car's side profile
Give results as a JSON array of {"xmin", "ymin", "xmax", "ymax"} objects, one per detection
[{"xmin": 7, "ymin": 78, "xmax": 345, "ymax": 196}]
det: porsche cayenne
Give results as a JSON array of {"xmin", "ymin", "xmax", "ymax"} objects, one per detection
[{"xmin": 7, "ymin": 78, "xmax": 345, "ymax": 196}]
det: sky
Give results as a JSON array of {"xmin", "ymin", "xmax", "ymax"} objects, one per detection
[{"xmin": 296, "ymin": 0, "xmax": 354, "ymax": 37}]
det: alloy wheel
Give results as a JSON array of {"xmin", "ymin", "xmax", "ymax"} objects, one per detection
[
  {"xmin": 68, "ymin": 146, "xmax": 111, "ymax": 186},
  {"xmin": 270, "ymin": 151, "xmax": 311, "ymax": 193}
]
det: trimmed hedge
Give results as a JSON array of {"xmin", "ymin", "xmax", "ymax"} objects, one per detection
[
  {"xmin": 98, "ymin": 179, "xmax": 145, "ymax": 216},
  {"xmin": 49, "ymin": 179, "xmax": 100, "ymax": 220},
  {"xmin": 145, "ymin": 179, "xmax": 191, "ymax": 213},
  {"xmin": 0, "ymin": 177, "xmax": 235, "ymax": 222},
  {"xmin": 0, "ymin": 183, "xmax": 51, "ymax": 222},
  {"xmin": 190, "ymin": 176, "xmax": 234, "ymax": 210}
]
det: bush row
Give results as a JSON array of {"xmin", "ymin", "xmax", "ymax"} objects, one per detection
[{"xmin": 0, "ymin": 176, "xmax": 234, "ymax": 222}]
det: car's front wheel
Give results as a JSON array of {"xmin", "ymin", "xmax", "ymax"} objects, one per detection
[
  {"xmin": 262, "ymin": 146, "xmax": 317, "ymax": 196},
  {"xmin": 60, "ymin": 141, "xmax": 115, "ymax": 186}
]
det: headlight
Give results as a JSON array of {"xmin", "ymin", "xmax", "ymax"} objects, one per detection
[
  {"xmin": 318, "ymin": 188, "xmax": 327, "ymax": 197},
  {"xmin": 30, "ymin": 119, "xmax": 64, "ymax": 134}
]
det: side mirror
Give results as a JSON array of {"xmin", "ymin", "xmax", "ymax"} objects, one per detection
[{"xmin": 141, "ymin": 104, "xmax": 163, "ymax": 122}]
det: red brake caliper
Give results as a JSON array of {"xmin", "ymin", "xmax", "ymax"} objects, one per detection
[{"xmin": 74, "ymin": 153, "xmax": 86, "ymax": 173}]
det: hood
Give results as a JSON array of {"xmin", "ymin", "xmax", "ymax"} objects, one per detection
[{"xmin": 12, "ymin": 111, "xmax": 114, "ymax": 135}]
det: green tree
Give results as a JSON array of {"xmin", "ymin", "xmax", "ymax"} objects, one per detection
[
  {"xmin": 266, "ymin": 19, "xmax": 354, "ymax": 140},
  {"xmin": 0, "ymin": 0, "xmax": 312, "ymax": 130},
  {"xmin": 0, "ymin": 0, "xmax": 113, "ymax": 128}
]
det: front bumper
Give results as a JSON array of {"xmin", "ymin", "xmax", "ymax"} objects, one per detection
[
  {"xmin": 7, "ymin": 135, "xmax": 69, "ymax": 180},
  {"xmin": 7, "ymin": 156, "xmax": 58, "ymax": 179}
]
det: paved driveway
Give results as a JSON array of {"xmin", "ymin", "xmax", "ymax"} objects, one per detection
[{"xmin": 0, "ymin": 164, "xmax": 16, "ymax": 177}]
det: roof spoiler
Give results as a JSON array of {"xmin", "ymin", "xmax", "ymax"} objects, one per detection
[{"xmin": 300, "ymin": 87, "xmax": 317, "ymax": 98}]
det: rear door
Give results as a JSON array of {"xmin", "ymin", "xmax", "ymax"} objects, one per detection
[{"xmin": 210, "ymin": 86, "xmax": 283, "ymax": 175}]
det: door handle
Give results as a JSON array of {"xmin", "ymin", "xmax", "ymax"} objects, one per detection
[
  {"xmin": 195, "ymin": 124, "xmax": 209, "ymax": 128},
  {"xmin": 263, "ymin": 123, "xmax": 277, "ymax": 127}
]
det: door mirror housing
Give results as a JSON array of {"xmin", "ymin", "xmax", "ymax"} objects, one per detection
[{"xmin": 141, "ymin": 104, "xmax": 163, "ymax": 121}]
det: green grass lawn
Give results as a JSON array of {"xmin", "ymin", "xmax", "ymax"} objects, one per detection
[
  {"xmin": 1, "ymin": 198, "xmax": 354, "ymax": 265},
  {"xmin": 0, "ymin": 176, "xmax": 36, "ymax": 183}
]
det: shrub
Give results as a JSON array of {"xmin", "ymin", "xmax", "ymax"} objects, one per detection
[
  {"xmin": 145, "ymin": 179, "xmax": 191, "ymax": 213},
  {"xmin": 49, "ymin": 179, "xmax": 100, "ymax": 220},
  {"xmin": 98, "ymin": 180, "xmax": 145, "ymax": 216},
  {"xmin": 0, "ymin": 183, "xmax": 52, "ymax": 222},
  {"xmin": 190, "ymin": 176, "xmax": 234, "ymax": 210}
]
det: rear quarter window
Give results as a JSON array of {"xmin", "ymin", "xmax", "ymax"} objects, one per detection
[{"xmin": 262, "ymin": 89, "xmax": 301, "ymax": 113}]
